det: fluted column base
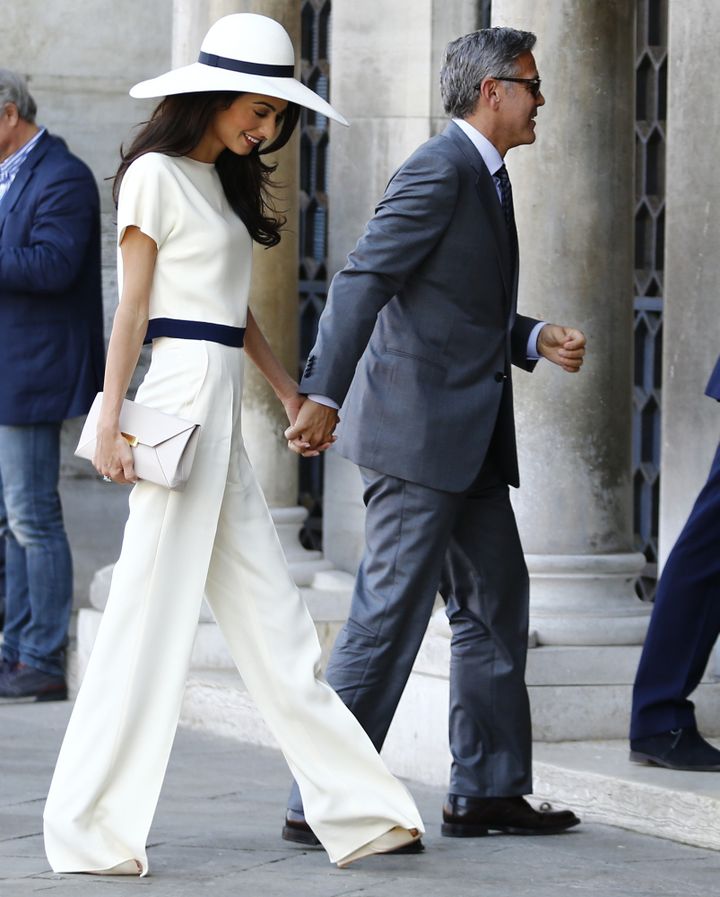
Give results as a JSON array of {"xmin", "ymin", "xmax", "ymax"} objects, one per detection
[{"xmin": 527, "ymin": 552, "xmax": 650, "ymax": 646}]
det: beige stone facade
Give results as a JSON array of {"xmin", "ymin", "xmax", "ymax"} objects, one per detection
[{"xmin": 5, "ymin": 1, "xmax": 718, "ymax": 757}]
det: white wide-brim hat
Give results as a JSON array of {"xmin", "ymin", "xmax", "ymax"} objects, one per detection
[{"xmin": 130, "ymin": 13, "xmax": 348, "ymax": 127}]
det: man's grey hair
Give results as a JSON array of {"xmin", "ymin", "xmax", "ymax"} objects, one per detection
[
  {"xmin": 440, "ymin": 27, "xmax": 536, "ymax": 119},
  {"xmin": 0, "ymin": 69, "xmax": 37, "ymax": 123}
]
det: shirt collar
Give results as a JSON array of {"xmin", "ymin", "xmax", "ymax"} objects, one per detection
[
  {"xmin": 0, "ymin": 127, "xmax": 45, "ymax": 182},
  {"xmin": 452, "ymin": 118, "xmax": 504, "ymax": 176}
]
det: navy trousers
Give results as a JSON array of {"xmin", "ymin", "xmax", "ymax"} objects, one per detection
[{"xmin": 630, "ymin": 440, "xmax": 720, "ymax": 740}]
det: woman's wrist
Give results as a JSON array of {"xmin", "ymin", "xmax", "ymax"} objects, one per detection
[
  {"xmin": 97, "ymin": 409, "xmax": 122, "ymax": 436},
  {"xmin": 275, "ymin": 379, "xmax": 299, "ymax": 404}
]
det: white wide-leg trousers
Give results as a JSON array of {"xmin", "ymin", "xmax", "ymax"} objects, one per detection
[{"xmin": 43, "ymin": 340, "xmax": 422, "ymax": 874}]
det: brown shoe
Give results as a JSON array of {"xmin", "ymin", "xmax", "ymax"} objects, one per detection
[
  {"xmin": 282, "ymin": 809, "xmax": 321, "ymax": 846},
  {"xmin": 442, "ymin": 795, "xmax": 580, "ymax": 837}
]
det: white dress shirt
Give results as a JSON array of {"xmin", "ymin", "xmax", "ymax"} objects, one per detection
[
  {"xmin": 0, "ymin": 127, "xmax": 45, "ymax": 204},
  {"xmin": 453, "ymin": 118, "xmax": 544, "ymax": 359}
]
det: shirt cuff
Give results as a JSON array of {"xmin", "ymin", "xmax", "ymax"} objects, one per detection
[
  {"xmin": 308, "ymin": 394, "xmax": 340, "ymax": 410},
  {"xmin": 527, "ymin": 321, "xmax": 546, "ymax": 360}
]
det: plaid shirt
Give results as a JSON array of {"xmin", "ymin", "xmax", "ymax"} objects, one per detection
[{"xmin": 0, "ymin": 127, "xmax": 45, "ymax": 204}]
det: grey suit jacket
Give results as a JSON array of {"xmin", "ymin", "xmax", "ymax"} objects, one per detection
[{"xmin": 300, "ymin": 122, "xmax": 540, "ymax": 492}]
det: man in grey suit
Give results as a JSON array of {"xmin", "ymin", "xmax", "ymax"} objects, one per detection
[{"xmin": 284, "ymin": 27, "xmax": 585, "ymax": 843}]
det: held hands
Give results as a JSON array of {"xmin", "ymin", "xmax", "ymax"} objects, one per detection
[
  {"xmin": 537, "ymin": 324, "xmax": 586, "ymax": 373},
  {"xmin": 284, "ymin": 398, "xmax": 339, "ymax": 457},
  {"xmin": 93, "ymin": 426, "xmax": 138, "ymax": 485}
]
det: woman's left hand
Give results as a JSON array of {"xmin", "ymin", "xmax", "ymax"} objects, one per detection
[
  {"xmin": 281, "ymin": 392, "xmax": 336, "ymax": 456},
  {"xmin": 281, "ymin": 391, "xmax": 305, "ymax": 427}
]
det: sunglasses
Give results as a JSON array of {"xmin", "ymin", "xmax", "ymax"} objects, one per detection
[{"xmin": 490, "ymin": 76, "xmax": 543, "ymax": 98}]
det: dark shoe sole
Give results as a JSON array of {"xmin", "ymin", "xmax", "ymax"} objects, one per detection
[
  {"xmin": 282, "ymin": 825, "xmax": 321, "ymax": 847},
  {"xmin": 38, "ymin": 688, "xmax": 68, "ymax": 702},
  {"xmin": 441, "ymin": 822, "xmax": 489, "ymax": 838},
  {"xmin": 389, "ymin": 838, "xmax": 425, "ymax": 854},
  {"xmin": 0, "ymin": 689, "xmax": 67, "ymax": 704},
  {"xmin": 629, "ymin": 749, "xmax": 720, "ymax": 772},
  {"xmin": 442, "ymin": 819, "xmax": 580, "ymax": 837}
]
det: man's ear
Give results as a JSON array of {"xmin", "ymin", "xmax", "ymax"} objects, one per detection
[
  {"xmin": 478, "ymin": 77, "xmax": 500, "ymax": 108},
  {"xmin": 2, "ymin": 103, "xmax": 20, "ymax": 127}
]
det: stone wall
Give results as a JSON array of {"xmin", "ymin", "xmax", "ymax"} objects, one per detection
[
  {"xmin": 322, "ymin": 0, "xmax": 481, "ymax": 573},
  {"xmin": 660, "ymin": 0, "xmax": 720, "ymax": 563},
  {"xmin": 2, "ymin": 0, "xmax": 173, "ymax": 475}
]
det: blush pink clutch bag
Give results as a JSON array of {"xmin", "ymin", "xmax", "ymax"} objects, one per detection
[{"xmin": 75, "ymin": 393, "xmax": 201, "ymax": 490}]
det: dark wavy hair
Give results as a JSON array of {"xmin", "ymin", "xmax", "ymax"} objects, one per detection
[{"xmin": 112, "ymin": 92, "xmax": 301, "ymax": 247}]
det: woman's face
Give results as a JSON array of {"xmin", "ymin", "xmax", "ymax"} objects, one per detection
[{"xmin": 205, "ymin": 93, "xmax": 288, "ymax": 158}]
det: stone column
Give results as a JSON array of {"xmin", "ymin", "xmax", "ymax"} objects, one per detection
[
  {"xmin": 172, "ymin": 0, "xmax": 325, "ymax": 574},
  {"xmin": 323, "ymin": 0, "xmax": 481, "ymax": 571},
  {"xmin": 491, "ymin": 0, "xmax": 647, "ymax": 644},
  {"xmin": 659, "ymin": 1, "xmax": 720, "ymax": 564}
]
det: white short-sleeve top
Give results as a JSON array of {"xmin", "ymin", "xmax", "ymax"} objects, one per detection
[{"xmin": 117, "ymin": 152, "xmax": 252, "ymax": 328}]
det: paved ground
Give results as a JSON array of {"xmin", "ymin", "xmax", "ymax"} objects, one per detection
[{"xmin": 2, "ymin": 702, "xmax": 720, "ymax": 897}]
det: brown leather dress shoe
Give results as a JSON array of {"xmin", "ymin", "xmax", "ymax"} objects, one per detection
[
  {"xmin": 282, "ymin": 809, "xmax": 425, "ymax": 853},
  {"xmin": 282, "ymin": 809, "xmax": 321, "ymax": 846},
  {"xmin": 442, "ymin": 795, "xmax": 581, "ymax": 837}
]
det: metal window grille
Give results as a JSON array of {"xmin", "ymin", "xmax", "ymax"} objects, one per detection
[
  {"xmin": 633, "ymin": 0, "xmax": 667, "ymax": 600},
  {"xmin": 480, "ymin": 1, "xmax": 491, "ymax": 28},
  {"xmin": 298, "ymin": 0, "xmax": 332, "ymax": 550}
]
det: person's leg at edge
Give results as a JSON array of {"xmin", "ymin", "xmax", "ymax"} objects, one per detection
[
  {"xmin": 0, "ymin": 423, "xmax": 72, "ymax": 687},
  {"xmin": 440, "ymin": 456, "xmax": 580, "ymax": 836},
  {"xmin": 0, "ymin": 473, "xmax": 7, "ymax": 637},
  {"xmin": 630, "ymin": 443, "xmax": 720, "ymax": 769}
]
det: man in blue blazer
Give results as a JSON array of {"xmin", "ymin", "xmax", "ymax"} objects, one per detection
[
  {"xmin": 283, "ymin": 28, "xmax": 585, "ymax": 840},
  {"xmin": 630, "ymin": 356, "xmax": 720, "ymax": 769},
  {"xmin": 0, "ymin": 70, "xmax": 104, "ymax": 702}
]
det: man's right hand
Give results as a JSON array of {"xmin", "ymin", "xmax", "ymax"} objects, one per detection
[{"xmin": 284, "ymin": 399, "xmax": 339, "ymax": 456}]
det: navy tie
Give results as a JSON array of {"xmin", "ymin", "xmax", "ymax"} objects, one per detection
[{"xmin": 495, "ymin": 164, "xmax": 515, "ymax": 234}]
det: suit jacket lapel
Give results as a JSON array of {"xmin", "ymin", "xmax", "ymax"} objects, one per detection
[
  {"xmin": 707, "ymin": 355, "xmax": 720, "ymax": 400},
  {"xmin": 0, "ymin": 132, "xmax": 51, "ymax": 238},
  {"xmin": 475, "ymin": 161, "xmax": 515, "ymax": 303},
  {"xmin": 442, "ymin": 123, "xmax": 515, "ymax": 304}
]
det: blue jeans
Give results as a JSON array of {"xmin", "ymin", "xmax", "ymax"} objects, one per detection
[
  {"xmin": 0, "ymin": 483, "xmax": 5, "ymax": 606},
  {"xmin": 0, "ymin": 423, "xmax": 73, "ymax": 677}
]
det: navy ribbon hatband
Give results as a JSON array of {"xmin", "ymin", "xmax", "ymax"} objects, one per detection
[
  {"xmin": 144, "ymin": 318, "xmax": 246, "ymax": 348},
  {"xmin": 198, "ymin": 51, "xmax": 294, "ymax": 79}
]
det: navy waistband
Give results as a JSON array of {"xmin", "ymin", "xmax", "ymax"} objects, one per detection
[{"xmin": 144, "ymin": 318, "xmax": 246, "ymax": 348}]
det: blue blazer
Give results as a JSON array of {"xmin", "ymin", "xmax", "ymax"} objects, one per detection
[
  {"xmin": 0, "ymin": 132, "xmax": 104, "ymax": 425},
  {"xmin": 707, "ymin": 356, "xmax": 720, "ymax": 401}
]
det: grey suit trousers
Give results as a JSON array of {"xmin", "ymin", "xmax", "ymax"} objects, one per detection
[{"xmin": 289, "ymin": 450, "xmax": 532, "ymax": 811}]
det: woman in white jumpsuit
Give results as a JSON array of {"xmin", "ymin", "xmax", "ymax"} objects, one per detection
[{"xmin": 43, "ymin": 14, "xmax": 423, "ymax": 876}]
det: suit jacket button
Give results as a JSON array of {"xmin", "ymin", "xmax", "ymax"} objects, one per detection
[{"xmin": 494, "ymin": 371, "xmax": 505, "ymax": 382}]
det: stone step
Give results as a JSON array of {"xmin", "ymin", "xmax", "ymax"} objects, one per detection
[
  {"xmin": 533, "ymin": 739, "xmax": 720, "ymax": 852},
  {"xmin": 75, "ymin": 604, "xmax": 720, "ymax": 742},
  {"xmin": 75, "ymin": 597, "xmax": 347, "ymax": 680},
  {"xmin": 529, "ymin": 681, "xmax": 720, "ymax": 741},
  {"xmin": 178, "ymin": 668, "xmax": 720, "ymax": 852}
]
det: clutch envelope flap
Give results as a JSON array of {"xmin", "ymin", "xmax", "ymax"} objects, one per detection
[{"xmin": 117, "ymin": 399, "xmax": 198, "ymax": 448}]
